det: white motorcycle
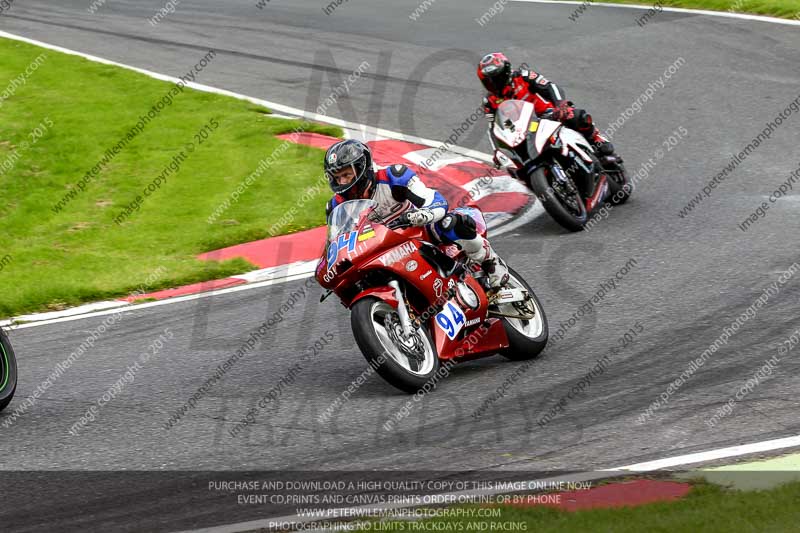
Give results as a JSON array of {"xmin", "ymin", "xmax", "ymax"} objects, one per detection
[{"xmin": 490, "ymin": 99, "xmax": 631, "ymax": 231}]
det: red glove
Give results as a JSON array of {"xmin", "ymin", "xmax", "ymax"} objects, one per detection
[{"xmin": 550, "ymin": 101, "xmax": 575, "ymax": 121}]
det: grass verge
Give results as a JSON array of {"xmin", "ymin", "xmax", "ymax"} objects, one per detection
[
  {"xmin": 0, "ymin": 38, "xmax": 340, "ymax": 317},
  {"xmin": 594, "ymin": 0, "xmax": 800, "ymax": 20},
  {"xmin": 354, "ymin": 480, "xmax": 800, "ymax": 532}
]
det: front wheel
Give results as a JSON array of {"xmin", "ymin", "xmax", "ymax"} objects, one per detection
[
  {"xmin": 529, "ymin": 166, "xmax": 587, "ymax": 232},
  {"xmin": 351, "ymin": 297, "xmax": 440, "ymax": 394},
  {"xmin": 496, "ymin": 267, "xmax": 548, "ymax": 361},
  {"xmin": 0, "ymin": 328, "xmax": 18, "ymax": 412}
]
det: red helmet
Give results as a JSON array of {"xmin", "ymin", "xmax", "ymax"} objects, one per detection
[{"xmin": 477, "ymin": 52, "xmax": 512, "ymax": 96}]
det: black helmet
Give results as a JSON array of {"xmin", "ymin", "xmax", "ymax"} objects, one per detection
[
  {"xmin": 477, "ymin": 52, "xmax": 512, "ymax": 96},
  {"xmin": 324, "ymin": 139, "xmax": 375, "ymax": 200}
]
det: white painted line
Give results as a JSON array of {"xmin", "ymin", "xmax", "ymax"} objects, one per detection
[
  {"xmin": 263, "ymin": 112, "xmax": 302, "ymax": 120},
  {"xmin": 611, "ymin": 434, "xmax": 800, "ymax": 472},
  {"xmin": 509, "ymin": 0, "xmax": 800, "ymax": 25},
  {"xmin": 10, "ymin": 300, "xmax": 130, "ymax": 324},
  {"xmin": 7, "ymin": 271, "xmax": 316, "ymax": 330},
  {"xmin": 230, "ymin": 260, "xmax": 319, "ymax": 283},
  {"xmin": 174, "ymin": 433, "xmax": 800, "ymax": 533}
]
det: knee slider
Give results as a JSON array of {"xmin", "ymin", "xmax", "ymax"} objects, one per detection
[
  {"xmin": 437, "ymin": 213, "xmax": 477, "ymax": 242},
  {"xmin": 452, "ymin": 213, "xmax": 478, "ymax": 240}
]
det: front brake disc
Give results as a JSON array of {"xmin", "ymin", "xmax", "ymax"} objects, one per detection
[{"xmin": 385, "ymin": 313, "xmax": 425, "ymax": 361}]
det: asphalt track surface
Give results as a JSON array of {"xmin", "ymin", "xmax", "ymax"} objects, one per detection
[{"xmin": 1, "ymin": 1, "xmax": 800, "ymax": 531}]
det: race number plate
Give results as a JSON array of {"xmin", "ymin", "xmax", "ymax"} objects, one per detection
[{"xmin": 435, "ymin": 300, "xmax": 466, "ymax": 340}]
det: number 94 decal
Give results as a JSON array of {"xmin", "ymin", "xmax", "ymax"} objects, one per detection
[
  {"xmin": 326, "ymin": 231, "xmax": 357, "ymax": 267},
  {"xmin": 435, "ymin": 301, "xmax": 466, "ymax": 340}
]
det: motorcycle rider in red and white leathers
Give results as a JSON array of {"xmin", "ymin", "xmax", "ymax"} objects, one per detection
[
  {"xmin": 477, "ymin": 52, "xmax": 620, "ymax": 164},
  {"xmin": 324, "ymin": 139, "xmax": 509, "ymax": 289}
]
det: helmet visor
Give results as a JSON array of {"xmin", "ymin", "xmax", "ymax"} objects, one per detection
[
  {"xmin": 480, "ymin": 69, "xmax": 507, "ymax": 95},
  {"xmin": 327, "ymin": 158, "xmax": 368, "ymax": 196}
]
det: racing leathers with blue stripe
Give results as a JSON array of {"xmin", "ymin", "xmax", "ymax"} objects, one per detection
[{"xmin": 327, "ymin": 164, "xmax": 509, "ymax": 288}]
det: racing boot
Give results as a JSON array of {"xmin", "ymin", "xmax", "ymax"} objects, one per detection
[
  {"xmin": 578, "ymin": 126, "xmax": 624, "ymax": 177},
  {"xmin": 459, "ymin": 236, "xmax": 509, "ymax": 289},
  {"xmin": 586, "ymin": 127, "xmax": 622, "ymax": 166}
]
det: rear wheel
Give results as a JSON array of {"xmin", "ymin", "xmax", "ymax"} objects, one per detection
[
  {"xmin": 0, "ymin": 328, "xmax": 18, "ymax": 412},
  {"xmin": 529, "ymin": 166, "xmax": 587, "ymax": 232},
  {"xmin": 495, "ymin": 267, "xmax": 548, "ymax": 361},
  {"xmin": 351, "ymin": 297, "xmax": 440, "ymax": 394}
]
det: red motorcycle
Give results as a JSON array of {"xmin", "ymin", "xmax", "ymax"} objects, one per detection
[{"xmin": 317, "ymin": 199, "xmax": 548, "ymax": 393}]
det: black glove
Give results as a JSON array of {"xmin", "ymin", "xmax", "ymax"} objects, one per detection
[{"xmin": 386, "ymin": 212, "xmax": 411, "ymax": 229}]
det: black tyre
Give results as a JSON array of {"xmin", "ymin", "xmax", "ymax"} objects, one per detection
[
  {"xmin": 529, "ymin": 166, "xmax": 587, "ymax": 232},
  {"xmin": 0, "ymin": 328, "xmax": 18, "ymax": 412},
  {"xmin": 497, "ymin": 267, "xmax": 549, "ymax": 361},
  {"xmin": 605, "ymin": 160, "xmax": 632, "ymax": 205},
  {"xmin": 351, "ymin": 297, "xmax": 440, "ymax": 394}
]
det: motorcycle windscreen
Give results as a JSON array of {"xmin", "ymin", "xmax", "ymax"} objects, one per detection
[
  {"xmin": 327, "ymin": 199, "xmax": 377, "ymax": 241},
  {"xmin": 325, "ymin": 198, "xmax": 377, "ymax": 267},
  {"xmin": 492, "ymin": 100, "xmax": 536, "ymax": 148}
]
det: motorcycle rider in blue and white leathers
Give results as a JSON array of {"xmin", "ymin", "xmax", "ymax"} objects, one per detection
[{"xmin": 324, "ymin": 140, "xmax": 509, "ymax": 289}]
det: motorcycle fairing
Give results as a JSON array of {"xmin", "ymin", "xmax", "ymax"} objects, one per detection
[
  {"xmin": 357, "ymin": 236, "xmax": 509, "ymax": 360},
  {"xmin": 493, "ymin": 100, "xmax": 537, "ymax": 148}
]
